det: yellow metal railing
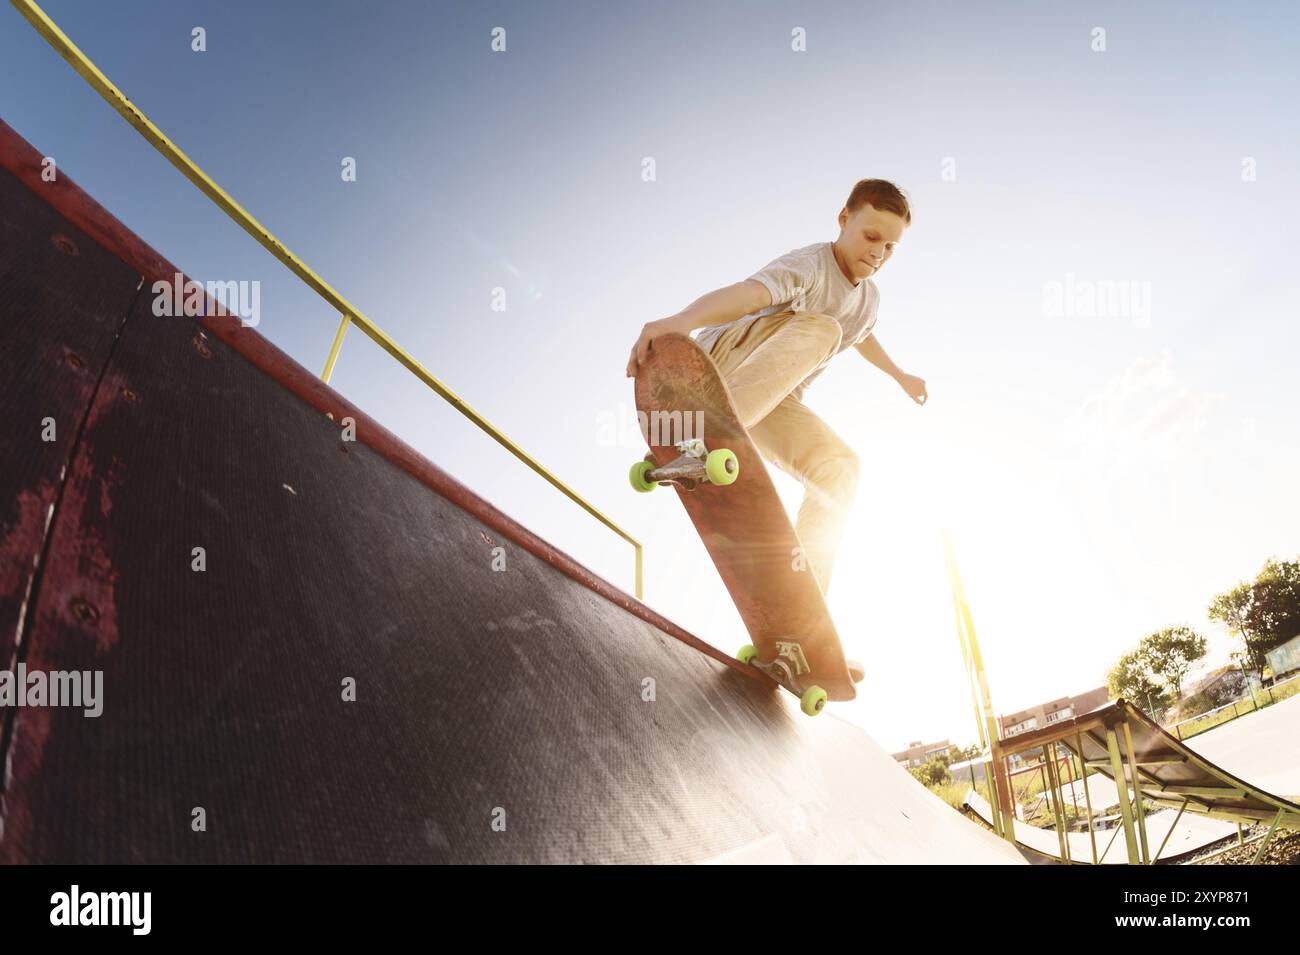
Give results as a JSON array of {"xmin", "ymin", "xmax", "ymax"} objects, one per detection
[{"xmin": 14, "ymin": 0, "xmax": 644, "ymax": 598}]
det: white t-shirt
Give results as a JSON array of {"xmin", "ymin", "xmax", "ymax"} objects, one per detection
[{"xmin": 693, "ymin": 241, "xmax": 880, "ymax": 393}]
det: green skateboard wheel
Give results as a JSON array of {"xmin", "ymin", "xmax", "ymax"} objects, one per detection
[
  {"xmin": 801, "ymin": 686, "xmax": 829, "ymax": 716},
  {"xmin": 629, "ymin": 460, "xmax": 657, "ymax": 493},
  {"xmin": 705, "ymin": 448, "xmax": 739, "ymax": 486}
]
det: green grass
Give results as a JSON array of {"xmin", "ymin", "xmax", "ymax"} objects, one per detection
[{"xmin": 1173, "ymin": 679, "xmax": 1300, "ymax": 742}]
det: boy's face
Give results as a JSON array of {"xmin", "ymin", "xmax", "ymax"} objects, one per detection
[{"xmin": 834, "ymin": 204, "xmax": 907, "ymax": 283}]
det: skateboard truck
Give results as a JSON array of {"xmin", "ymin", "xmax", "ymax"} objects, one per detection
[
  {"xmin": 629, "ymin": 439, "xmax": 739, "ymax": 492},
  {"xmin": 773, "ymin": 640, "xmax": 811, "ymax": 676},
  {"xmin": 737, "ymin": 641, "xmax": 830, "ymax": 716}
]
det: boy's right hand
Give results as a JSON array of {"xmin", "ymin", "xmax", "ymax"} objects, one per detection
[{"xmin": 626, "ymin": 317, "xmax": 681, "ymax": 377}]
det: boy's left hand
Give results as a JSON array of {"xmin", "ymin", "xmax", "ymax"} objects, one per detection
[{"xmin": 897, "ymin": 372, "xmax": 928, "ymax": 405}]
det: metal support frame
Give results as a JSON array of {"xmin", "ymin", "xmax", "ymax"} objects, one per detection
[
  {"xmin": 1151, "ymin": 799, "xmax": 1189, "ymax": 864},
  {"xmin": 1077, "ymin": 731, "xmax": 1099, "ymax": 864},
  {"xmin": 1105, "ymin": 728, "xmax": 1142, "ymax": 864},
  {"xmin": 1250, "ymin": 810, "xmax": 1286, "ymax": 864},
  {"xmin": 1121, "ymin": 719, "xmax": 1152, "ymax": 864}
]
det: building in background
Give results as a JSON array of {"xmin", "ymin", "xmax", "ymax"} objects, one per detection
[
  {"xmin": 997, "ymin": 687, "xmax": 1111, "ymax": 768},
  {"xmin": 891, "ymin": 738, "xmax": 952, "ymax": 770}
]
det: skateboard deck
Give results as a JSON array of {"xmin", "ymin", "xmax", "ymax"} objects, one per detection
[{"xmin": 631, "ymin": 333, "xmax": 856, "ymax": 713}]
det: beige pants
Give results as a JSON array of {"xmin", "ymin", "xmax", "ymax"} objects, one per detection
[{"xmin": 705, "ymin": 311, "xmax": 859, "ymax": 594}]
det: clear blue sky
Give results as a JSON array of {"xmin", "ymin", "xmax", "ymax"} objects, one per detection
[{"xmin": 4, "ymin": 0, "xmax": 1299, "ymax": 751}]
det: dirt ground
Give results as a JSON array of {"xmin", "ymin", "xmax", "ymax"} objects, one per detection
[
  {"xmin": 960, "ymin": 805, "xmax": 1299, "ymax": 864},
  {"xmin": 1182, "ymin": 822, "xmax": 1300, "ymax": 865}
]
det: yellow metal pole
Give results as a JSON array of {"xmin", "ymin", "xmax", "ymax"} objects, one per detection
[
  {"xmin": 942, "ymin": 532, "xmax": 1011, "ymax": 840},
  {"xmin": 1250, "ymin": 809, "xmax": 1285, "ymax": 864},
  {"xmin": 1098, "ymin": 818, "xmax": 1123, "ymax": 864},
  {"xmin": 321, "ymin": 313, "xmax": 351, "ymax": 383},
  {"xmin": 12, "ymin": 0, "xmax": 646, "ymax": 590},
  {"xmin": 1152, "ymin": 799, "xmax": 1188, "ymax": 863},
  {"xmin": 1056, "ymin": 745, "xmax": 1075, "ymax": 863},
  {"xmin": 1062, "ymin": 745, "xmax": 1082, "ymax": 838},
  {"xmin": 1077, "ymin": 731, "xmax": 1099, "ymax": 865},
  {"xmin": 981, "ymin": 759, "xmax": 997, "ymax": 837},
  {"xmin": 949, "ymin": 584, "xmax": 986, "ymax": 749},
  {"xmin": 943, "ymin": 533, "xmax": 997, "ymax": 734},
  {"xmin": 1046, "ymin": 743, "xmax": 1068, "ymax": 862},
  {"xmin": 634, "ymin": 543, "xmax": 643, "ymax": 601},
  {"xmin": 1122, "ymin": 719, "xmax": 1151, "ymax": 864},
  {"xmin": 1059, "ymin": 750, "xmax": 1072, "ymax": 862},
  {"xmin": 1106, "ymin": 727, "xmax": 1141, "ymax": 864},
  {"xmin": 994, "ymin": 751, "xmax": 1009, "ymax": 839}
]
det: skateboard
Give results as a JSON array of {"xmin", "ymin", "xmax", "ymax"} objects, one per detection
[{"xmin": 630, "ymin": 332, "xmax": 857, "ymax": 715}]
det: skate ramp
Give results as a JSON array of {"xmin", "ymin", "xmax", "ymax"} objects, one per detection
[{"xmin": 0, "ymin": 119, "xmax": 1025, "ymax": 864}]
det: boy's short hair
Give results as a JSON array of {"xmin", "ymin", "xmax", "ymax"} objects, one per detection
[{"xmin": 845, "ymin": 179, "xmax": 912, "ymax": 224}]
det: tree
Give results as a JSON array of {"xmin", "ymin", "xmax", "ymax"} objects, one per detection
[
  {"xmin": 1108, "ymin": 627, "xmax": 1207, "ymax": 709},
  {"xmin": 1140, "ymin": 626, "xmax": 1207, "ymax": 699},
  {"xmin": 911, "ymin": 755, "xmax": 952, "ymax": 788},
  {"xmin": 1250, "ymin": 559, "xmax": 1300, "ymax": 647},
  {"xmin": 1209, "ymin": 557, "xmax": 1300, "ymax": 675},
  {"xmin": 1107, "ymin": 649, "xmax": 1168, "ymax": 709}
]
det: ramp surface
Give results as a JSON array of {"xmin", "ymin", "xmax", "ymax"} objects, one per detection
[{"xmin": 0, "ymin": 119, "xmax": 1024, "ymax": 864}]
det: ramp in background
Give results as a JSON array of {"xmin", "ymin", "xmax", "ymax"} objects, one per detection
[{"xmin": 974, "ymin": 700, "xmax": 1300, "ymax": 864}]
